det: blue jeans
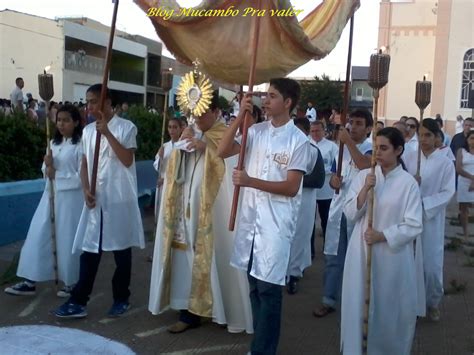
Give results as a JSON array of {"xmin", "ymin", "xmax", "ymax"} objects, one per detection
[
  {"xmin": 247, "ymin": 251, "xmax": 282, "ymax": 355},
  {"xmin": 322, "ymin": 214, "xmax": 348, "ymax": 308}
]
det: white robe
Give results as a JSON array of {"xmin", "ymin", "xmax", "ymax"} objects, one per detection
[
  {"xmin": 405, "ymin": 148, "xmax": 455, "ymax": 308},
  {"xmin": 149, "ymin": 150, "xmax": 253, "ymax": 333},
  {"xmin": 17, "ymin": 139, "xmax": 83, "ymax": 286},
  {"xmin": 73, "ymin": 116, "xmax": 145, "ymax": 253},
  {"xmin": 341, "ymin": 165, "xmax": 423, "ymax": 355}
]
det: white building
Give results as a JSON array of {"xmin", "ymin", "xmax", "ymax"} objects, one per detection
[{"xmin": 377, "ymin": 0, "xmax": 473, "ymax": 133}]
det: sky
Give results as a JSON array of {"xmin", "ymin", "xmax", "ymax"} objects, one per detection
[{"xmin": 1, "ymin": 0, "xmax": 380, "ymax": 80}]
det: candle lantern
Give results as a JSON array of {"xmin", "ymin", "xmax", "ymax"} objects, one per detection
[
  {"xmin": 415, "ymin": 76, "xmax": 432, "ymax": 111},
  {"xmin": 38, "ymin": 69, "xmax": 54, "ymax": 102}
]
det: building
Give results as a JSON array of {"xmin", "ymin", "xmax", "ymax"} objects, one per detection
[
  {"xmin": 0, "ymin": 10, "xmax": 238, "ymax": 110},
  {"xmin": 350, "ymin": 66, "xmax": 373, "ymax": 112},
  {"xmin": 377, "ymin": 0, "xmax": 473, "ymax": 132}
]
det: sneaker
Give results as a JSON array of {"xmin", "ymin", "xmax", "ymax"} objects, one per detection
[
  {"xmin": 56, "ymin": 285, "xmax": 74, "ymax": 298},
  {"xmin": 107, "ymin": 301, "xmax": 130, "ymax": 317},
  {"xmin": 54, "ymin": 301, "xmax": 87, "ymax": 318},
  {"xmin": 428, "ymin": 307, "xmax": 440, "ymax": 322},
  {"xmin": 4, "ymin": 281, "xmax": 36, "ymax": 296},
  {"xmin": 287, "ymin": 276, "xmax": 299, "ymax": 295}
]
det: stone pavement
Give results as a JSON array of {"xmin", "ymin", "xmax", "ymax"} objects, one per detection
[{"xmin": 0, "ymin": 201, "xmax": 473, "ymax": 355}]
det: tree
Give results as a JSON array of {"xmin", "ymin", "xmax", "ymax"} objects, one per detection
[
  {"xmin": 299, "ymin": 74, "xmax": 344, "ymax": 116},
  {"xmin": 218, "ymin": 95, "xmax": 230, "ymax": 112}
]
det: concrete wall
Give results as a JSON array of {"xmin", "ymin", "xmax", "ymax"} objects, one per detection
[{"xmin": 0, "ymin": 10, "xmax": 64, "ymax": 101}]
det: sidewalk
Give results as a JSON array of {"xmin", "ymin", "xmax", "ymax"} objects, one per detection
[{"xmin": 0, "ymin": 202, "xmax": 473, "ymax": 354}]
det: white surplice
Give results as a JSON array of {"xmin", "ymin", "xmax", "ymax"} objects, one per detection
[
  {"xmin": 341, "ymin": 165, "xmax": 423, "ymax": 355},
  {"xmin": 324, "ymin": 140, "xmax": 372, "ymax": 256},
  {"xmin": 287, "ymin": 144, "xmax": 320, "ymax": 278},
  {"xmin": 231, "ymin": 120, "xmax": 314, "ymax": 286},
  {"xmin": 149, "ymin": 148, "xmax": 253, "ymax": 333},
  {"xmin": 405, "ymin": 148, "xmax": 455, "ymax": 308},
  {"xmin": 17, "ymin": 139, "xmax": 83, "ymax": 285},
  {"xmin": 314, "ymin": 137, "xmax": 339, "ymax": 201},
  {"xmin": 73, "ymin": 115, "xmax": 145, "ymax": 253}
]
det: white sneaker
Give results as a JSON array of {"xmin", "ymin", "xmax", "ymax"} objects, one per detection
[
  {"xmin": 428, "ymin": 307, "xmax": 440, "ymax": 322},
  {"xmin": 57, "ymin": 285, "xmax": 74, "ymax": 298}
]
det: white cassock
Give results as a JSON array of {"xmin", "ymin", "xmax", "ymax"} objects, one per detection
[
  {"xmin": 73, "ymin": 116, "xmax": 145, "ymax": 253},
  {"xmin": 314, "ymin": 137, "xmax": 339, "ymax": 201},
  {"xmin": 149, "ymin": 145, "xmax": 253, "ymax": 333},
  {"xmin": 438, "ymin": 145, "xmax": 455, "ymax": 161},
  {"xmin": 153, "ymin": 140, "xmax": 174, "ymax": 219},
  {"xmin": 324, "ymin": 140, "xmax": 372, "ymax": 256},
  {"xmin": 17, "ymin": 139, "xmax": 83, "ymax": 286},
  {"xmin": 287, "ymin": 144, "xmax": 320, "ymax": 278},
  {"xmin": 405, "ymin": 148, "xmax": 455, "ymax": 309},
  {"xmin": 341, "ymin": 165, "xmax": 423, "ymax": 355},
  {"xmin": 457, "ymin": 149, "xmax": 474, "ymax": 203}
]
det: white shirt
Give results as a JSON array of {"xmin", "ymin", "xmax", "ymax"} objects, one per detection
[
  {"xmin": 10, "ymin": 86, "xmax": 23, "ymax": 111},
  {"xmin": 231, "ymin": 120, "xmax": 315, "ymax": 285},
  {"xmin": 153, "ymin": 140, "xmax": 175, "ymax": 178},
  {"xmin": 306, "ymin": 107, "xmax": 317, "ymax": 122},
  {"xmin": 73, "ymin": 115, "xmax": 145, "ymax": 253},
  {"xmin": 313, "ymin": 137, "xmax": 339, "ymax": 200}
]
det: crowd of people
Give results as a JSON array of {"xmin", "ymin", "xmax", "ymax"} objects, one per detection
[{"xmin": 3, "ymin": 77, "xmax": 473, "ymax": 355}]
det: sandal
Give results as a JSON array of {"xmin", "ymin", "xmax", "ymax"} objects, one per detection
[{"xmin": 313, "ymin": 304, "xmax": 335, "ymax": 318}]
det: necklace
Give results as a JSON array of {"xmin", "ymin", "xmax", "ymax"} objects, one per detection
[{"xmin": 185, "ymin": 150, "xmax": 203, "ymax": 219}]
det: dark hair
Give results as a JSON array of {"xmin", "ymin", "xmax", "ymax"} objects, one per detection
[
  {"xmin": 436, "ymin": 130, "xmax": 445, "ymax": 143},
  {"xmin": 15, "ymin": 77, "xmax": 23, "ymax": 84},
  {"xmin": 465, "ymin": 117, "xmax": 474, "ymax": 123},
  {"xmin": 28, "ymin": 98, "xmax": 35, "ymax": 105},
  {"xmin": 406, "ymin": 116, "xmax": 419, "ymax": 130},
  {"xmin": 311, "ymin": 120, "xmax": 325, "ymax": 129},
  {"xmin": 376, "ymin": 127, "xmax": 405, "ymax": 161},
  {"xmin": 435, "ymin": 116, "xmax": 444, "ymax": 128},
  {"xmin": 252, "ymin": 105, "xmax": 263, "ymax": 123},
  {"xmin": 376, "ymin": 120, "xmax": 385, "ymax": 127},
  {"xmin": 269, "ymin": 78, "xmax": 300, "ymax": 113},
  {"xmin": 421, "ymin": 118, "xmax": 441, "ymax": 136},
  {"xmin": 86, "ymin": 84, "xmax": 112, "ymax": 100},
  {"xmin": 53, "ymin": 104, "xmax": 83, "ymax": 145},
  {"xmin": 294, "ymin": 117, "xmax": 310, "ymax": 134},
  {"xmin": 209, "ymin": 90, "xmax": 220, "ymax": 111},
  {"xmin": 463, "ymin": 130, "xmax": 474, "ymax": 151},
  {"xmin": 349, "ymin": 109, "xmax": 373, "ymax": 127}
]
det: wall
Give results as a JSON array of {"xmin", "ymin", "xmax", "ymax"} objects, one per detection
[{"xmin": 0, "ymin": 10, "xmax": 64, "ymax": 101}]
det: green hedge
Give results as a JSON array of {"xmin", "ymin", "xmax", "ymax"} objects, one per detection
[
  {"xmin": 0, "ymin": 107, "xmax": 164, "ymax": 182},
  {"xmin": 0, "ymin": 113, "xmax": 46, "ymax": 182}
]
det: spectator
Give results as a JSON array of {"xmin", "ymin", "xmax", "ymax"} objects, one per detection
[
  {"xmin": 435, "ymin": 115, "xmax": 451, "ymax": 146},
  {"xmin": 455, "ymin": 115, "xmax": 464, "ymax": 134},
  {"xmin": 27, "ymin": 99, "xmax": 38, "ymax": 125},
  {"xmin": 306, "ymin": 101, "xmax": 317, "ymax": 122},
  {"xmin": 121, "ymin": 102, "xmax": 129, "ymax": 119},
  {"xmin": 10, "ymin": 77, "xmax": 25, "ymax": 113},
  {"xmin": 450, "ymin": 117, "xmax": 474, "ymax": 157}
]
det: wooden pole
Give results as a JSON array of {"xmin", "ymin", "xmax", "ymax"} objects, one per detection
[
  {"xmin": 45, "ymin": 101, "xmax": 59, "ymax": 287},
  {"xmin": 161, "ymin": 92, "xmax": 168, "ymax": 147},
  {"xmin": 228, "ymin": 0, "xmax": 262, "ymax": 231},
  {"xmin": 90, "ymin": 0, "xmax": 119, "ymax": 195},
  {"xmin": 362, "ymin": 88, "xmax": 379, "ymax": 354},
  {"xmin": 415, "ymin": 108, "xmax": 424, "ymax": 177},
  {"xmin": 335, "ymin": 15, "xmax": 355, "ymax": 194}
]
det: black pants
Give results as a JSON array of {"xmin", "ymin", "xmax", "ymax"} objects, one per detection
[
  {"xmin": 247, "ymin": 248, "xmax": 282, "ymax": 355},
  {"xmin": 311, "ymin": 199, "xmax": 332, "ymax": 258},
  {"xmin": 69, "ymin": 212, "xmax": 132, "ymax": 306}
]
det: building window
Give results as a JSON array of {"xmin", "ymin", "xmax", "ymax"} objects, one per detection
[
  {"xmin": 356, "ymin": 87, "xmax": 363, "ymax": 97},
  {"xmin": 461, "ymin": 48, "xmax": 474, "ymax": 109}
]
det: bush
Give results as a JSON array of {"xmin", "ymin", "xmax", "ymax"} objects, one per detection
[
  {"xmin": 0, "ymin": 112, "xmax": 46, "ymax": 182},
  {"xmin": 0, "ymin": 106, "xmax": 164, "ymax": 182},
  {"xmin": 127, "ymin": 105, "xmax": 164, "ymax": 161}
]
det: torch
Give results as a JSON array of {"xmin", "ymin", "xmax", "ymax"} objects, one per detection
[
  {"xmin": 363, "ymin": 49, "xmax": 390, "ymax": 354},
  {"xmin": 38, "ymin": 66, "xmax": 59, "ymax": 287},
  {"xmin": 415, "ymin": 76, "xmax": 432, "ymax": 177}
]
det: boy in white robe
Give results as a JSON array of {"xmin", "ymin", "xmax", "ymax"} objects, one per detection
[
  {"xmin": 218, "ymin": 78, "xmax": 315, "ymax": 355},
  {"xmin": 314, "ymin": 110, "xmax": 373, "ymax": 317},
  {"xmin": 54, "ymin": 84, "xmax": 145, "ymax": 318}
]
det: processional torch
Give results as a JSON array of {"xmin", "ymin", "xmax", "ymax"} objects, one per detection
[
  {"xmin": 38, "ymin": 67, "xmax": 59, "ymax": 287},
  {"xmin": 415, "ymin": 77, "xmax": 432, "ymax": 177},
  {"xmin": 363, "ymin": 49, "xmax": 390, "ymax": 354}
]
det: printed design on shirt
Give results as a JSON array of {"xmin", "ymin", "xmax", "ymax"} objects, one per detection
[{"xmin": 273, "ymin": 151, "xmax": 290, "ymax": 168}]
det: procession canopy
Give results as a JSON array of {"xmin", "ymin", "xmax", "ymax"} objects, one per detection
[{"xmin": 135, "ymin": 0, "xmax": 360, "ymax": 84}]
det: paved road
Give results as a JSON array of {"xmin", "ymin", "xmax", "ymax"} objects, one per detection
[{"xmin": 0, "ymin": 205, "xmax": 473, "ymax": 354}]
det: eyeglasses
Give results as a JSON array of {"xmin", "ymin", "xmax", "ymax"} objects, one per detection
[{"xmin": 407, "ymin": 124, "xmax": 417, "ymax": 129}]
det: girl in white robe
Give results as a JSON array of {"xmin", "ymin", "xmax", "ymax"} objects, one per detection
[
  {"xmin": 5, "ymin": 105, "xmax": 84, "ymax": 297},
  {"xmin": 341, "ymin": 127, "xmax": 423, "ymax": 355},
  {"xmin": 404, "ymin": 118, "xmax": 455, "ymax": 321}
]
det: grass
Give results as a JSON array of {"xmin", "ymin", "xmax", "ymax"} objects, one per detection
[
  {"xmin": 445, "ymin": 238, "xmax": 463, "ymax": 251},
  {"xmin": 0, "ymin": 252, "xmax": 20, "ymax": 286},
  {"xmin": 444, "ymin": 279, "xmax": 468, "ymax": 295}
]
